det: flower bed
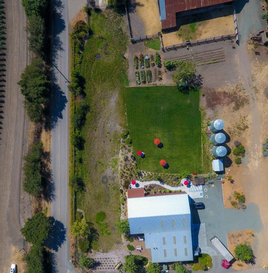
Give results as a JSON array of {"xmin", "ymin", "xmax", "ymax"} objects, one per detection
[
  {"xmin": 146, "ymin": 70, "xmax": 152, "ymax": 83},
  {"xmin": 134, "ymin": 55, "xmax": 139, "ymax": 69},
  {"xmin": 155, "ymin": 52, "xmax": 161, "ymax": 68},
  {"xmin": 140, "ymin": 70, "xmax": 146, "ymax": 84},
  {"xmin": 139, "ymin": 54, "xmax": 144, "ymax": 69},
  {"xmin": 145, "ymin": 55, "xmax": 150, "ymax": 68},
  {"xmin": 135, "ymin": 71, "xmax": 141, "ymax": 85}
]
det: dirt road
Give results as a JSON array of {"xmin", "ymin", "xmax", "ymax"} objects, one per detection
[{"xmin": 0, "ymin": 0, "xmax": 30, "ymax": 271}]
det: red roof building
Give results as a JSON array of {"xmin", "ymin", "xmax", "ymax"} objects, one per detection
[{"xmin": 159, "ymin": 0, "xmax": 234, "ymax": 29}]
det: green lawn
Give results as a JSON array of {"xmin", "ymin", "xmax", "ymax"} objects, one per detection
[
  {"xmin": 144, "ymin": 38, "xmax": 161, "ymax": 50},
  {"xmin": 125, "ymin": 86, "xmax": 204, "ymax": 174}
]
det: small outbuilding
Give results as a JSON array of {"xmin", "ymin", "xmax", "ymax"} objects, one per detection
[{"xmin": 212, "ymin": 159, "xmax": 224, "ymax": 172}]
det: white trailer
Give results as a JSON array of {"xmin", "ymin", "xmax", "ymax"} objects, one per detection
[{"xmin": 210, "ymin": 236, "xmax": 234, "ymax": 262}]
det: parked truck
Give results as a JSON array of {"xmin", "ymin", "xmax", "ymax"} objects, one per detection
[{"xmin": 210, "ymin": 236, "xmax": 234, "ymax": 263}]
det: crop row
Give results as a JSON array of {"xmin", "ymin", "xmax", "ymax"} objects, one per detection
[{"xmin": 134, "ymin": 53, "xmax": 162, "ymax": 70}]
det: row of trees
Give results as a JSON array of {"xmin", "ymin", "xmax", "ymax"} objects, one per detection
[
  {"xmin": 20, "ymin": 0, "xmax": 50, "ymax": 123},
  {"xmin": 20, "ymin": 1, "xmax": 52, "ymax": 273}
]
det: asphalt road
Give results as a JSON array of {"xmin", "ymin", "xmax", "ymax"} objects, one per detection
[
  {"xmin": 51, "ymin": 0, "xmax": 71, "ymax": 272},
  {"xmin": 0, "ymin": 0, "xmax": 29, "ymax": 271}
]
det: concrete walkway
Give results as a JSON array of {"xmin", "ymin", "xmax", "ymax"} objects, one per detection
[{"xmin": 132, "ymin": 180, "xmax": 204, "ymax": 199}]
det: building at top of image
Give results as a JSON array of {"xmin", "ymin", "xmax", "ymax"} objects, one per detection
[
  {"xmin": 127, "ymin": 189, "xmax": 193, "ymax": 263},
  {"xmin": 159, "ymin": 0, "xmax": 234, "ymax": 30}
]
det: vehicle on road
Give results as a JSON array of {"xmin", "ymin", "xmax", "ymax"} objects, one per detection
[
  {"xmin": 194, "ymin": 202, "xmax": 205, "ymax": 209},
  {"xmin": 10, "ymin": 264, "xmax": 16, "ymax": 273},
  {"xmin": 210, "ymin": 236, "xmax": 234, "ymax": 263}
]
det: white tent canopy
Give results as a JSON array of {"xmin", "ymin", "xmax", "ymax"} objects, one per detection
[{"xmin": 212, "ymin": 159, "xmax": 224, "ymax": 172}]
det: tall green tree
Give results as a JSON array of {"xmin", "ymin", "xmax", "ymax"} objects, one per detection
[
  {"xmin": 23, "ymin": 245, "xmax": 44, "ymax": 273},
  {"xmin": 172, "ymin": 60, "xmax": 197, "ymax": 91},
  {"xmin": 146, "ymin": 262, "xmax": 161, "ymax": 273},
  {"xmin": 22, "ymin": 0, "xmax": 47, "ymax": 17},
  {"xmin": 234, "ymin": 244, "xmax": 254, "ymax": 263},
  {"xmin": 21, "ymin": 213, "xmax": 51, "ymax": 245},
  {"xmin": 23, "ymin": 142, "xmax": 43, "ymax": 197},
  {"xmin": 26, "ymin": 15, "xmax": 45, "ymax": 56},
  {"xmin": 71, "ymin": 218, "xmax": 91, "ymax": 238},
  {"xmin": 123, "ymin": 255, "xmax": 147, "ymax": 273},
  {"xmin": 18, "ymin": 58, "xmax": 50, "ymax": 123}
]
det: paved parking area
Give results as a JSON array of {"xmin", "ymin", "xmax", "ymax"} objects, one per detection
[{"xmin": 192, "ymin": 181, "xmax": 263, "ymax": 255}]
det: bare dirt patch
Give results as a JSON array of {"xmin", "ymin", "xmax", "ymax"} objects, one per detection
[
  {"xmin": 227, "ymin": 230, "xmax": 254, "ymax": 270},
  {"xmin": 132, "ymin": 0, "xmax": 161, "ymax": 36},
  {"xmin": 70, "ymin": 8, "xmax": 87, "ymax": 28},
  {"xmin": 163, "ymin": 15, "xmax": 234, "ymax": 46}
]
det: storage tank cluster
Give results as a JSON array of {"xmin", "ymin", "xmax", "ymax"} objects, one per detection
[{"xmin": 209, "ymin": 119, "xmax": 227, "ymax": 158}]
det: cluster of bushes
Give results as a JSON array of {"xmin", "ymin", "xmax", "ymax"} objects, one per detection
[
  {"xmin": 19, "ymin": 0, "xmax": 50, "ymax": 123},
  {"xmin": 70, "ymin": 22, "xmax": 90, "ymax": 153},
  {"xmin": 233, "ymin": 143, "xmax": 245, "ymax": 165},
  {"xmin": 231, "ymin": 191, "xmax": 246, "ymax": 209},
  {"xmin": 234, "ymin": 244, "xmax": 254, "ymax": 263},
  {"xmin": 164, "ymin": 60, "xmax": 181, "ymax": 71}
]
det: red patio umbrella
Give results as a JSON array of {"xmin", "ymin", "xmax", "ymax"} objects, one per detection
[
  {"xmin": 184, "ymin": 180, "xmax": 189, "ymax": 186},
  {"xmin": 137, "ymin": 151, "xmax": 142, "ymax": 156},
  {"xmin": 154, "ymin": 138, "xmax": 161, "ymax": 145},
  {"xmin": 131, "ymin": 180, "xmax": 136, "ymax": 185},
  {"xmin": 160, "ymin": 159, "xmax": 166, "ymax": 166}
]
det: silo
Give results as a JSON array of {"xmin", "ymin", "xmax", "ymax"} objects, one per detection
[
  {"xmin": 209, "ymin": 119, "xmax": 225, "ymax": 133},
  {"xmin": 211, "ymin": 146, "xmax": 227, "ymax": 158},
  {"xmin": 210, "ymin": 133, "xmax": 226, "ymax": 146}
]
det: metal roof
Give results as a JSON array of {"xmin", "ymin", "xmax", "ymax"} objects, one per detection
[
  {"xmin": 127, "ymin": 193, "xmax": 190, "ymax": 219},
  {"xmin": 159, "ymin": 0, "xmax": 167, "ymax": 20},
  {"xmin": 145, "ymin": 230, "xmax": 193, "ymax": 262},
  {"xmin": 161, "ymin": 0, "xmax": 234, "ymax": 29}
]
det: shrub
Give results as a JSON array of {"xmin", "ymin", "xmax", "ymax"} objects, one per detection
[
  {"xmin": 68, "ymin": 69, "xmax": 86, "ymax": 96},
  {"xmin": 155, "ymin": 52, "xmax": 161, "ymax": 67},
  {"xmin": 127, "ymin": 244, "xmax": 135, "ymax": 251},
  {"xmin": 235, "ymin": 157, "xmax": 242, "ymax": 165},
  {"xmin": 234, "ymin": 244, "xmax": 254, "ymax": 263},
  {"xmin": 125, "ymin": 138, "xmax": 132, "ymax": 146},
  {"xmin": 233, "ymin": 144, "xmax": 245, "ymax": 157},
  {"xmin": 128, "ymin": 237, "xmax": 134, "ymax": 242},
  {"xmin": 231, "ymin": 200, "xmax": 238, "ymax": 207},
  {"xmin": 78, "ymin": 238, "xmax": 90, "ymax": 253},
  {"xmin": 121, "ymin": 130, "xmax": 129, "ymax": 139},
  {"xmin": 164, "ymin": 60, "xmax": 178, "ymax": 70},
  {"xmin": 72, "ymin": 100, "xmax": 89, "ymax": 131},
  {"xmin": 238, "ymin": 194, "xmax": 245, "ymax": 203}
]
